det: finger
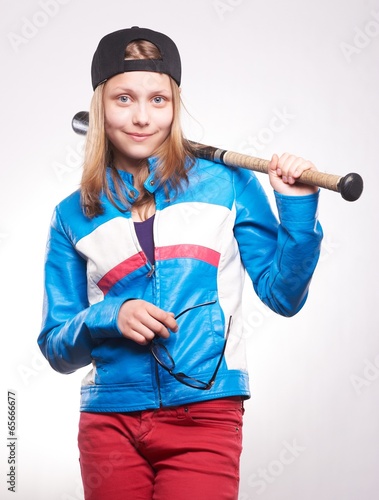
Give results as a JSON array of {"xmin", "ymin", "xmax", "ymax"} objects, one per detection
[
  {"xmin": 127, "ymin": 312, "xmax": 171, "ymax": 340},
  {"xmin": 127, "ymin": 327, "xmax": 156, "ymax": 345},
  {"xmin": 278, "ymin": 153, "xmax": 297, "ymax": 171},
  {"xmin": 282, "ymin": 156, "xmax": 303, "ymax": 183},
  {"xmin": 126, "ymin": 312, "xmax": 173, "ymax": 341},
  {"xmin": 293, "ymin": 159, "xmax": 315, "ymax": 177},
  {"xmin": 273, "ymin": 152, "xmax": 293, "ymax": 178},
  {"xmin": 118, "ymin": 300, "xmax": 179, "ymax": 342},
  {"xmin": 145, "ymin": 304, "xmax": 178, "ymax": 333},
  {"xmin": 269, "ymin": 153, "xmax": 279, "ymax": 173},
  {"xmin": 278, "ymin": 154, "xmax": 306, "ymax": 184}
]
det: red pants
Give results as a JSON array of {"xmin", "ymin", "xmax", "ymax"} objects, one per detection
[{"xmin": 78, "ymin": 397, "xmax": 244, "ymax": 500}]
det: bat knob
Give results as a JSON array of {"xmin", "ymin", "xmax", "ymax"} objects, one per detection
[
  {"xmin": 72, "ymin": 111, "xmax": 89, "ymax": 135},
  {"xmin": 339, "ymin": 172, "xmax": 364, "ymax": 201}
]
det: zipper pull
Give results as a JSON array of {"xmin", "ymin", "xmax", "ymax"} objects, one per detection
[{"xmin": 147, "ymin": 264, "xmax": 155, "ymax": 278}]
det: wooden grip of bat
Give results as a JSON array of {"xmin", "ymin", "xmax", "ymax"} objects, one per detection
[
  {"xmin": 195, "ymin": 145, "xmax": 340, "ymax": 191},
  {"xmin": 222, "ymin": 150, "xmax": 342, "ymax": 191}
]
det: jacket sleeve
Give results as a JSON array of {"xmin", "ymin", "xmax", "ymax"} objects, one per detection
[
  {"xmin": 233, "ymin": 169, "xmax": 323, "ymax": 316},
  {"xmin": 37, "ymin": 207, "xmax": 126, "ymax": 374}
]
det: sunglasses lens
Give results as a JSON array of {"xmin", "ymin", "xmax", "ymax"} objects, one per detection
[{"xmin": 151, "ymin": 343, "xmax": 175, "ymax": 370}]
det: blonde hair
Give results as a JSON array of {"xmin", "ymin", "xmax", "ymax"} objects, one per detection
[{"xmin": 80, "ymin": 40, "xmax": 194, "ymax": 219}]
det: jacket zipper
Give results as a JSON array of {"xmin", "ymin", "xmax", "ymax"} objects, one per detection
[
  {"xmin": 149, "ymin": 211, "xmax": 160, "ymax": 403},
  {"xmin": 147, "ymin": 264, "xmax": 155, "ymax": 277},
  {"xmin": 151, "ymin": 262, "xmax": 161, "ymax": 406},
  {"xmin": 155, "ymin": 359, "xmax": 163, "ymax": 407},
  {"xmin": 131, "ymin": 211, "xmax": 160, "ymax": 402}
]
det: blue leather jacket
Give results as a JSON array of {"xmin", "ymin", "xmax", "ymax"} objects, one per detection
[{"xmin": 38, "ymin": 157, "xmax": 323, "ymax": 412}]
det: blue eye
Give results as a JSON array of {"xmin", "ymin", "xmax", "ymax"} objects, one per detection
[
  {"xmin": 153, "ymin": 96, "xmax": 164, "ymax": 104},
  {"xmin": 118, "ymin": 95, "xmax": 129, "ymax": 103}
]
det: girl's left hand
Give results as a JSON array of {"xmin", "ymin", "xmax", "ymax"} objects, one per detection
[{"xmin": 268, "ymin": 153, "xmax": 318, "ymax": 196}]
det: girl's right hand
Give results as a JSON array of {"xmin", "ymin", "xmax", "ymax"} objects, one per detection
[{"xmin": 117, "ymin": 299, "xmax": 178, "ymax": 345}]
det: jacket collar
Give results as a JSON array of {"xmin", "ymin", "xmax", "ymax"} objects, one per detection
[{"xmin": 106, "ymin": 157, "xmax": 160, "ymax": 204}]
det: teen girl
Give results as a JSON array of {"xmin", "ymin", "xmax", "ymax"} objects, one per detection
[{"xmin": 38, "ymin": 26, "xmax": 323, "ymax": 500}]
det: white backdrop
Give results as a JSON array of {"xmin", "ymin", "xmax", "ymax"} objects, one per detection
[{"xmin": 1, "ymin": 0, "xmax": 378, "ymax": 499}]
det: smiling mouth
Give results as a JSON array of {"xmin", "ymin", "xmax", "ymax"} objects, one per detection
[{"xmin": 127, "ymin": 132, "xmax": 154, "ymax": 141}]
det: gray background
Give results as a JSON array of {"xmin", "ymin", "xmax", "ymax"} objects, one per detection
[{"xmin": 1, "ymin": 0, "xmax": 378, "ymax": 499}]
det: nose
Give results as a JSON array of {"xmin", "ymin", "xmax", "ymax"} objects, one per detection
[{"xmin": 132, "ymin": 103, "xmax": 150, "ymax": 126}]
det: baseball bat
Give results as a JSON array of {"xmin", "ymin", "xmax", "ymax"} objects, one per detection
[{"xmin": 71, "ymin": 111, "xmax": 363, "ymax": 202}]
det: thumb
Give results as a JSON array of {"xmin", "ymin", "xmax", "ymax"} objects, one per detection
[{"xmin": 269, "ymin": 153, "xmax": 279, "ymax": 173}]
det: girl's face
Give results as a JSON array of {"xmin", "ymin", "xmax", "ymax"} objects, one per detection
[{"xmin": 103, "ymin": 71, "xmax": 174, "ymax": 172}]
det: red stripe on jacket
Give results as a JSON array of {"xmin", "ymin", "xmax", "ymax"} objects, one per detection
[{"xmin": 97, "ymin": 245, "xmax": 220, "ymax": 295}]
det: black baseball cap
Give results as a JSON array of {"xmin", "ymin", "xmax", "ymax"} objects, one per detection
[{"xmin": 91, "ymin": 26, "xmax": 182, "ymax": 90}]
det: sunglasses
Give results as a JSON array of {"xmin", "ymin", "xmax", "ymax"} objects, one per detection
[{"xmin": 150, "ymin": 301, "xmax": 231, "ymax": 390}]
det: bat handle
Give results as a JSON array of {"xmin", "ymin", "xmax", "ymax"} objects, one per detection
[
  {"xmin": 284, "ymin": 168, "xmax": 364, "ymax": 201},
  {"xmin": 208, "ymin": 147, "xmax": 364, "ymax": 202}
]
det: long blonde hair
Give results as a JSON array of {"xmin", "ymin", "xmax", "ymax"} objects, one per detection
[{"xmin": 81, "ymin": 40, "xmax": 195, "ymax": 218}]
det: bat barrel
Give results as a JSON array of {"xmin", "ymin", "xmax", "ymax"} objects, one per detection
[{"xmin": 72, "ymin": 111, "xmax": 89, "ymax": 135}]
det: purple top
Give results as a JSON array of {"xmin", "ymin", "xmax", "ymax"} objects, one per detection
[{"xmin": 134, "ymin": 214, "xmax": 155, "ymax": 264}]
